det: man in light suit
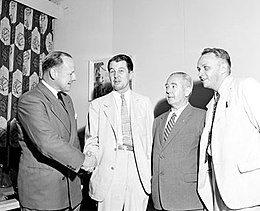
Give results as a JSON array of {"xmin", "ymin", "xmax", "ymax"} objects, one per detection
[
  {"xmin": 152, "ymin": 72, "xmax": 206, "ymax": 210},
  {"xmin": 18, "ymin": 51, "xmax": 96, "ymax": 211},
  {"xmin": 84, "ymin": 54, "xmax": 154, "ymax": 211},
  {"xmin": 197, "ymin": 48, "xmax": 260, "ymax": 211}
]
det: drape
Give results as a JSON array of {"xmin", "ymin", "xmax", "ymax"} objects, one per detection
[{"xmin": 0, "ymin": 0, "xmax": 54, "ymax": 175}]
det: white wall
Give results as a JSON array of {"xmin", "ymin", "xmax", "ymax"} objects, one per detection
[
  {"xmin": 53, "ymin": 0, "xmax": 260, "ymax": 128},
  {"xmin": 54, "ymin": 0, "xmax": 113, "ymax": 129},
  {"xmin": 112, "ymin": 0, "xmax": 186, "ymax": 109},
  {"xmin": 113, "ymin": 0, "xmax": 260, "ymax": 109},
  {"xmin": 184, "ymin": 0, "xmax": 260, "ymax": 80}
]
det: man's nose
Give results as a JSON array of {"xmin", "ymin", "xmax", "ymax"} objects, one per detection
[
  {"xmin": 198, "ymin": 70, "xmax": 203, "ymax": 78},
  {"xmin": 72, "ymin": 73, "xmax": 76, "ymax": 81},
  {"xmin": 114, "ymin": 71, "xmax": 119, "ymax": 77}
]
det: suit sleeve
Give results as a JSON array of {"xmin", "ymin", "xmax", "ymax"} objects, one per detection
[
  {"xmin": 146, "ymin": 98, "xmax": 155, "ymax": 160},
  {"xmin": 18, "ymin": 94, "xmax": 84, "ymax": 172},
  {"xmin": 83, "ymin": 101, "xmax": 99, "ymax": 157},
  {"xmin": 241, "ymin": 78, "xmax": 260, "ymax": 131},
  {"xmin": 237, "ymin": 78, "xmax": 260, "ymax": 172}
]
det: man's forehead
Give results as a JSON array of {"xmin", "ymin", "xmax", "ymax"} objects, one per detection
[
  {"xmin": 109, "ymin": 60, "xmax": 127, "ymax": 68},
  {"xmin": 198, "ymin": 53, "xmax": 219, "ymax": 65},
  {"xmin": 166, "ymin": 75, "xmax": 182, "ymax": 84}
]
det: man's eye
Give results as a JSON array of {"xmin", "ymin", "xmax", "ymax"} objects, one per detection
[{"xmin": 204, "ymin": 66, "xmax": 209, "ymax": 71}]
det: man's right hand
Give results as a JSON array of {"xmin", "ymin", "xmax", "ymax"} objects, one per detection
[{"xmin": 81, "ymin": 151, "xmax": 97, "ymax": 173}]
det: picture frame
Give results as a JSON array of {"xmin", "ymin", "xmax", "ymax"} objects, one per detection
[
  {"xmin": 88, "ymin": 56, "xmax": 134, "ymax": 101},
  {"xmin": 88, "ymin": 57, "xmax": 112, "ymax": 101}
]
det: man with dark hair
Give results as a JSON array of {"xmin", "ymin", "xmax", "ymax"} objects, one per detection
[
  {"xmin": 152, "ymin": 72, "xmax": 205, "ymax": 210},
  {"xmin": 84, "ymin": 54, "xmax": 154, "ymax": 211},
  {"xmin": 18, "ymin": 51, "xmax": 96, "ymax": 211},
  {"xmin": 197, "ymin": 48, "xmax": 260, "ymax": 211}
]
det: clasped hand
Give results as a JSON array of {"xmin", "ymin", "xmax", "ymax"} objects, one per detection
[{"xmin": 81, "ymin": 151, "xmax": 97, "ymax": 173}]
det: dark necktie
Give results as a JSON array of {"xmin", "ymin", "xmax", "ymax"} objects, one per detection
[
  {"xmin": 57, "ymin": 92, "xmax": 65, "ymax": 107},
  {"xmin": 163, "ymin": 112, "xmax": 176, "ymax": 142},
  {"xmin": 121, "ymin": 94, "xmax": 132, "ymax": 146},
  {"xmin": 205, "ymin": 92, "xmax": 220, "ymax": 162}
]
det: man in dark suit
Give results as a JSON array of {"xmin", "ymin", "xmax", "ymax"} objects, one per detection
[
  {"xmin": 17, "ymin": 51, "xmax": 96, "ymax": 211},
  {"xmin": 152, "ymin": 72, "xmax": 206, "ymax": 211}
]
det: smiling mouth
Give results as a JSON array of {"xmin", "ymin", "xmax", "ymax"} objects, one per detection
[
  {"xmin": 200, "ymin": 77, "xmax": 206, "ymax": 82},
  {"xmin": 167, "ymin": 96, "xmax": 174, "ymax": 99}
]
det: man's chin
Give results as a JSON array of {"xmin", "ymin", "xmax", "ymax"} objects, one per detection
[
  {"xmin": 167, "ymin": 99, "xmax": 175, "ymax": 105},
  {"xmin": 113, "ymin": 85, "xmax": 121, "ymax": 91},
  {"xmin": 201, "ymin": 81, "xmax": 208, "ymax": 88}
]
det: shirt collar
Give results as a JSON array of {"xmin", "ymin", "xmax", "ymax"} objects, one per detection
[
  {"xmin": 217, "ymin": 75, "xmax": 233, "ymax": 96},
  {"xmin": 170, "ymin": 102, "xmax": 189, "ymax": 118},
  {"xmin": 41, "ymin": 80, "xmax": 58, "ymax": 98},
  {"xmin": 112, "ymin": 89, "xmax": 131, "ymax": 101}
]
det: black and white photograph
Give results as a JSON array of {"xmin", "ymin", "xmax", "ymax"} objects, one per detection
[{"xmin": 1, "ymin": 0, "xmax": 260, "ymax": 211}]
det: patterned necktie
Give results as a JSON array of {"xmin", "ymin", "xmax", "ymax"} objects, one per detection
[
  {"xmin": 163, "ymin": 112, "xmax": 176, "ymax": 142},
  {"xmin": 121, "ymin": 94, "xmax": 132, "ymax": 146},
  {"xmin": 205, "ymin": 92, "xmax": 220, "ymax": 162}
]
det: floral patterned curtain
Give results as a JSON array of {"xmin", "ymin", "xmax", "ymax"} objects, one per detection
[{"xmin": 0, "ymin": 0, "xmax": 54, "ymax": 174}]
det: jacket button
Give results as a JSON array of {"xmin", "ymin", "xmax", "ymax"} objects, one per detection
[{"xmin": 111, "ymin": 167, "xmax": 114, "ymax": 170}]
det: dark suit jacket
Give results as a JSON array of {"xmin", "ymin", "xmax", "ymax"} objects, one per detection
[
  {"xmin": 152, "ymin": 103, "xmax": 205, "ymax": 210},
  {"xmin": 17, "ymin": 81, "xmax": 84, "ymax": 210}
]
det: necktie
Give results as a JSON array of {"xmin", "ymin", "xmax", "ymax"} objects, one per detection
[
  {"xmin": 205, "ymin": 92, "xmax": 220, "ymax": 162},
  {"xmin": 121, "ymin": 94, "xmax": 132, "ymax": 146},
  {"xmin": 163, "ymin": 112, "xmax": 176, "ymax": 142},
  {"xmin": 57, "ymin": 92, "xmax": 65, "ymax": 107}
]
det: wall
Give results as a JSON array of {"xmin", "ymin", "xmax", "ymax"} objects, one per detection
[
  {"xmin": 112, "ymin": 0, "xmax": 260, "ymax": 109},
  {"xmin": 54, "ymin": 0, "xmax": 113, "ymax": 129},
  {"xmin": 53, "ymin": 0, "xmax": 260, "ymax": 128}
]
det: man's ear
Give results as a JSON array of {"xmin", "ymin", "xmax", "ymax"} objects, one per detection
[
  {"xmin": 185, "ymin": 86, "xmax": 192, "ymax": 97},
  {"xmin": 49, "ymin": 68, "xmax": 57, "ymax": 80},
  {"xmin": 220, "ymin": 62, "xmax": 229, "ymax": 74},
  {"xmin": 129, "ymin": 71, "xmax": 134, "ymax": 80}
]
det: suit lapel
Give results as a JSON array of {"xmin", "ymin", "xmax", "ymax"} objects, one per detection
[
  {"xmin": 158, "ymin": 111, "xmax": 170, "ymax": 147},
  {"xmin": 162, "ymin": 104, "xmax": 193, "ymax": 149},
  {"xmin": 38, "ymin": 82, "xmax": 71, "ymax": 133},
  {"xmin": 130, "ymin": 92, "xmax": 147, "ymax": 136},
  {"xmin": 102, "ymin": 93, "xmax": 119, "ymax": 140},
  {"xmin": 63, "ymin": 95, "xmax": 76, "ymax": 144},
  {"xmin": 130, "ymin": 92, "xmax": 140, "ymax": 137}
]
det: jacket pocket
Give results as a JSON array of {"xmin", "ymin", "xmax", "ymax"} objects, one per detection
[{"xmin": 237, "ymin": 160, "xmax": 260, "ymax": 173}]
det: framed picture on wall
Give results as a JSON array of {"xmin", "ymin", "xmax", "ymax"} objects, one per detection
[
  {"xmin": 88, "ymin": 57, "xmax": 112, "ymax": 101},
  {"xmin": 88, "ymin": 56, "xmax": 134, "ymax": 101}
]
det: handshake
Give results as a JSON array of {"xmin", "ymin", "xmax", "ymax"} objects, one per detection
[{"xmin": 81, "ymin": 150, "xmax": 97, "ymax": 173}]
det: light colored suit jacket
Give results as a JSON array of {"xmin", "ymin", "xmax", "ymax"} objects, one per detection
[
  {"xmin": 84, "ymin": 91, "xmax": 154, "ymax": 201},
  {"xmin": 152, "ymin": 104, "xmax": 205, "ymax": 210},
  {"xmin": 18, "ymin": 82, "xmax": 84, "ymax": 210},
  {"xmin": 198, "ymin": 76, "xmax": 260, "ymax": 210}
]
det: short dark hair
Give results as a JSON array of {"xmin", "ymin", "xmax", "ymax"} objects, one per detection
[
  {"xmin": 107, "ymin": 54, "xmax": 133, "ymax": 72},
  {"xmin": 201, "ymin": 48, "xmax": 231, "ymax": 68},
  {"xmin": 42, "ymin": 51, "xmax": 72, "ymax": 72}
]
